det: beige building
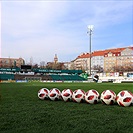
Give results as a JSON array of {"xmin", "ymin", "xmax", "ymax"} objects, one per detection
[
  {"xmin": 120, "ymin": 48, "xmax": 133, "ymax": 69},
  {"xmin": 0, "ymin": 57, "xmax": 25, "ymax": 68},
  {"xmin": 72, "ymin": 47, "xmax": 133, "ymax": 73},
  {"xmin": 73, "ymin": 53, "xmax": 90, "ymax": 70},
  {"xmin": 104, "ymin": 51, "xmax": 121, "ymax": 72},
  {"xmin": 104, "ymin": 47, "xmax": 133, "ymax": 72}
]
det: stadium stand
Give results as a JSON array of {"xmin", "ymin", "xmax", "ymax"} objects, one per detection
[
  {"xmin": 0, "ymin": 73, "xmax": 14, "ymax": 80},
  {"xmin": 14, "ymin": 74, "xmax": 53, "ymax": 81},
  {"xmin": 50, "ymin": 74, "xmax": 86, "ymax": 81},
  {"xmin": 0, "ymin": 67, "xmax": 87, "ymax": 82}
]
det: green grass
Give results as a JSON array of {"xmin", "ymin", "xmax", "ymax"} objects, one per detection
[{"xmin": 0, "ymin": 82, "xmax": 133, "ymax": 133}]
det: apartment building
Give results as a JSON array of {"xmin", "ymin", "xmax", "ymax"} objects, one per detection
[
  {"xmin": 104, "ymin": 47, "xmax": 133, "ymax": 72},
  {"xmin": 0, "ymin": 57, "xmax": 25, "ymax": 68},
  {"xmin": 73, "ymin": 47, "xmax": 133, "ymax": 72},
  {"xmin": 73, "ymin": 53, "xmax": 90, "ymax": 70},
  {"xmin": 120, "ymin": 47, "xmax": 133, "ymax": 67},
  {"xmin": 104, "ymin": 51, "xmax": 121, "ymax": 72},
  {"xmin": 91, "ymin": 51, "xmax": 104, "ymax": 69}
]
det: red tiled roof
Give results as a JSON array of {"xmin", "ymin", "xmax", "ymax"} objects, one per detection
[
  {"xmin": 78, "ymin": 53, "xmax": 90, "ymax": 58},
  {"xmin": 92, "ymin": 50, "xmax": 105, "ymax": 56},
  {"xmin": 104, "ymin": 47, "xmax": 125, "ymax": 53},
  {"xmin": 77, "ymin": 46, "xmax": 133, "ymax": 59}
]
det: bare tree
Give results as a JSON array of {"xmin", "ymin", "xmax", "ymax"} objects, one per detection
[
  {"xmin": 93, "ymin": 65, "xmax": 104, "ymax": 73},
  {"xmin": 40, "ymin": 61, "xmax": 46, "ymax": 68},
  {"xmin": 46, "ymin": 62, "xmax": 65, "ymax": 70},
  {"xmin": 111, "ymin": 62, "xmax": 133, "ymax": 72},
  {"xmin": 32, "ymin": 64, "xmax": 38, "ymax": 68}
]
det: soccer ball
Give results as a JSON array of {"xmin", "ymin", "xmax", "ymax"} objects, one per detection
[
  {"xmin": 49, "ymin": 88, "xmax": 61, "ymax": 101},
  {"xmin": 38, "ymin": 88, "xmax": 50, "ymax": 100},
  {"xmin": 116, "ymin": 90, "xmax": 133, "ymax": 107},
  {"xmin": 72, "ymin": 89, "xmax": 85, "ymax": 103},
  {"xmin": 61, "ymin": 89, "xmax": 73, "ymax": 102},
  {"xmin": 85, "ymin": 89, "xmax": 100, "ymax": 104},
  {"xmin": 100, "ymin": 90, "xmax": 116, "ymax": 105}
]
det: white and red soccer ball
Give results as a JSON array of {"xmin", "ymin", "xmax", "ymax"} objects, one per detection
[
  {"xmin": 61, "ymin": 89, "xmax": 73, "ymax": 102},
  {"xmin": 85, "ymin": 89, "xmax": 100, "ymax": 104},
  {"xmin": 116, "ymin": 90, "xmax": 133, "ymax": 107},
  {"xmin": 49, "ymin": 88, "xmax": 61, "ymax": 101},
  {"xmin": 38, "ymin": 88, "xmax": 50, "ymax": 100},
  {"xmin": 100, "ymin": 90, "xmax": 116, "ymax": 105},
  {"xmin": 72, "ymin": 89, "xmax": 85, "ymax": 103}
]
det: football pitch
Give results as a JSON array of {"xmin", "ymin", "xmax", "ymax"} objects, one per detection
[{"xmin": 0, "ymin": 82, "xmax": 133, "ymax": 133}]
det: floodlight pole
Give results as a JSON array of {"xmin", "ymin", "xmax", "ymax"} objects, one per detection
[{"xmin": 87, "ymin": 25, "xmax": 93, "ymax": 76}]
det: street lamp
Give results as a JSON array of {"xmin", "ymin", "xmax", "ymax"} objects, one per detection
[{"xmin": 87, "ymin": 25, "xmax": 94, "ymax": 76}]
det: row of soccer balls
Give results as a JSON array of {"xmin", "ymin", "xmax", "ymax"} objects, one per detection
[{"xmin": 38, "ymin": 88, "xmax": 133, "ymax": 107}]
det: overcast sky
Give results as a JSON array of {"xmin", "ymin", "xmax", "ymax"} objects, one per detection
[{"xmin": 0, "ymin": 0, "xmax": 133, "ymax": 64}]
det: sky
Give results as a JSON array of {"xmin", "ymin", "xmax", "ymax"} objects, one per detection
[{"xmin": 0, "ymin": 0, "xmax": 133, "ymax": 64}]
